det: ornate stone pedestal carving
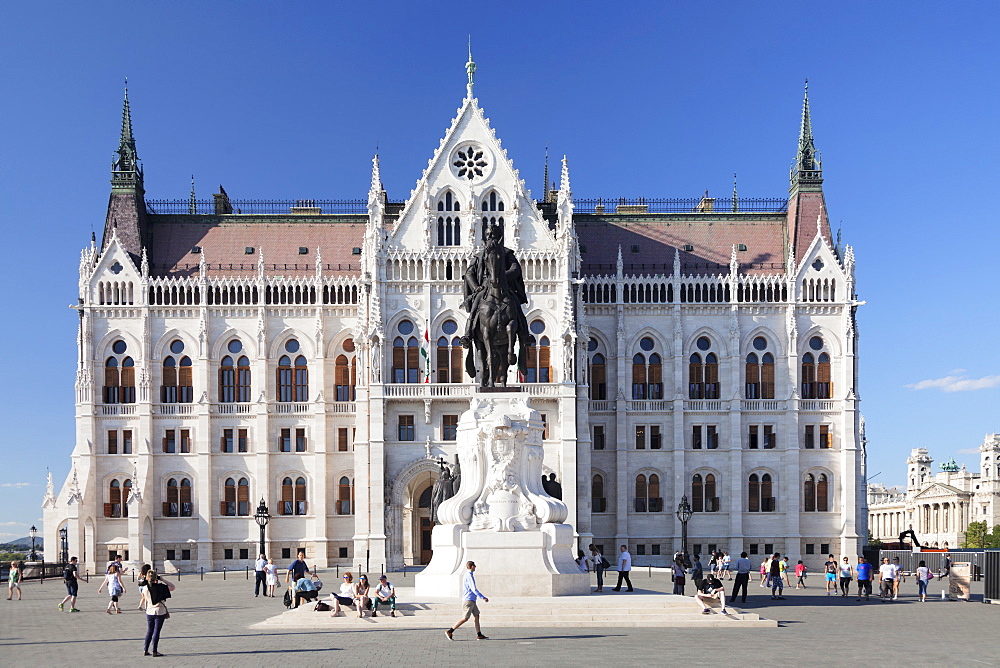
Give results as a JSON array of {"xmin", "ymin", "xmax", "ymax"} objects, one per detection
[{"xmin": 415, "ymin": 394, "xmax": 589, "ymax": 597}]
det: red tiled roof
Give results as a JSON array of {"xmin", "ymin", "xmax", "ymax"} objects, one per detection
[
  {"xmin": 576, "ymin": 215, "xmax": 788, "ymax": 276},
  {"xmin": 147, "ymin": 218, "xmax": 365, "ymax": 277}
]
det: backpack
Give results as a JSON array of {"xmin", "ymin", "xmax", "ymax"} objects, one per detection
[
  {"xmin": 600, "ymin": 556, "xmax": 611, "ymax": 570},
  {"xmin": 283, "ymin": 588, "xmax": 293, "ymax": 608},
  {"xmin": 148, "ymin": 582, "xmax": 171, "ymax": 605}
]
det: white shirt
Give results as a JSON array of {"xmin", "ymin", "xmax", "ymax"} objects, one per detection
[
  {"xmin": 255, "ymin": 558, "xmax": 267, "ymax": 571},
  {"xmin": 879, "ymin": 564, "xmax": 896, "ymax": 580},
  {"xmin": 618, "ymin": 550, "xmax": 632, "ymax": 571}
]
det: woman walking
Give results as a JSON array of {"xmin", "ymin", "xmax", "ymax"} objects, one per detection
[
  {"xmin": 97, "ymin": 563, "xmax": 126, "ymax": 614},
  {"xmin": 915, "ymin": 560, "xmax": 933, "ymax": 602},
  {"xmin": 264, "ymin": 559, "xmax": 279, "ymax": 597},
  {"xmin": 795, "ymin": 560, "xmax": 807, "ymax": 589},
  {"xmin": 7, "ymin": 561, "xmax": 22, "ymax": 600},
  {"xmin": 838, "ymin": 557, "xmax": 854, "ymax": 597},
  {"xmin": 143, "ymin": 571, "xmax": 175, "ymax": 657}
]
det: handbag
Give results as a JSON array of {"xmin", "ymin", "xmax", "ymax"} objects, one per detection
[
  {"xmin": 600, "ymin": 556, "xmax": 611, "ymax": 570},
  {"xmin": 283, "ymin": 588, "xmax": 293, "ymax": 608}
]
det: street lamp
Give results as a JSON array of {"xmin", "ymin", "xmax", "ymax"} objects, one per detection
[
  {"xmin": 253, "ymin": 499, "xmax": 270, "ymax": 557},
  {"xmin": 675, "ymin": 496, "xmax": 693, "ymax": 557},
  {"xmin": 29, "ymin": 525, "xmax": 38, "ymax": 561},
  {"xmin": 59, "ymin": 526, "xmax": 69, "ymax": 565}
]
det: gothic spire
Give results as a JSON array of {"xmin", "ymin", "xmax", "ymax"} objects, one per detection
[
  {"xmin": 542, "ymin": 145, "xmax": 550, "ymax": 203},
  {"xmin": 114, "ymin": 80, "xmax": 140, "ymax": 177},
  {"xmin": 791, "ymin": 79, "xmax": 822, "ymax": 189}
]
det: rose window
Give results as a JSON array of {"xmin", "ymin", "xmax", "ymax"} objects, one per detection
[{"xmin": 453, "ymin": 146, "xmax": 487, "ymax": 180}]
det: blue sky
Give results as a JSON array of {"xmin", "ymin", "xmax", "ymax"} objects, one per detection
[{"xmin": 1, "ymin": 0, "xmax": 998, "ymax": 538}]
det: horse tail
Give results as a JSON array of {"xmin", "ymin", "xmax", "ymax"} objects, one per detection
[{"xmin": 465, "ymin": 346, "xmax": 477, "ymax": 379}]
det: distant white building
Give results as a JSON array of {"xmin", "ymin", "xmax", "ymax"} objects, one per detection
[
  {"xmin": 43, "ymin": 61, "xmax": 865, "ymax": 574},
  {"xmin": 868, "ymin": 435, "xmax": 1000, "ymax": 548}
]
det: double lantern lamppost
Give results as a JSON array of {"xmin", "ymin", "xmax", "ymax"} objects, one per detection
[
  {"xmin": 254, "ymin": 499, "xmax": 270, "ymax": 557},
  {"xmin": 676, "ymin": 495, "xmax": 693, "ymax": 557},
  {"xmin": 59, "ymin": 525, "xmax": 69, "ymax": 565},
  {"xmin": 28, "ymin": 525, "xmax": 38, "ymax": 561}
]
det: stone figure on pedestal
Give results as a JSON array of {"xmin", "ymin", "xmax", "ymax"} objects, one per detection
[
  {"xmin": 430, "ymin": 460, "xmax": 455, "ymax": 525},
  {"xmin": 460, "ymin": 222, "xmax": 531, "ymax": 387}
]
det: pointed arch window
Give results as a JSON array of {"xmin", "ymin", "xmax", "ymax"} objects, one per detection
[
  {"xmin": 746, "ymin": 352, "xmax": 776, "ymax": 399},
  {"xmin": 436, "ymin": 320, "xmax": 463, "ymax": 383},
  {"xmin": 220, "ymin": 340, "xmax": 251, "ymax": 403},
  {"xmin": 748, "ymin": 473, "xmax": 775, "ymax": 513},
  {"xmin": 164, "ymin": 477, "xmax": 193, "ymax": 517},
  {"xmin": 337, "ymin": 476, "xmax": 354, "ymax": 515},
  {"xmin": 802, "ymin": 337, "xmax": 832, "ymax": 399},
  {"xmin": 280, "ymin": 476, "xmax": 307, "ymax": 516},
  {"xmin": 692, "ymin": 473, "xmax": 718, "ymax": 513},
  {"xmin": 523, "ymin": 320, "xmax": 550, "ymax": 383},
  {"xmin": 480, "ymin": 191, "xmax": 505, "ymax": 242},
  {"xmin": 688, "ymin": 353, "xmax": 719, "ymax": 399},
  {"xmin": 804, "ymin": 472, "xmax": 829, "ymax": 512},
  {"xmin": 161, "ymin": 340, "xmax": 193, "ymax": 403},
  {"xmin": 631, "ymin": 340, "xmax": 662, "ymax": 399},
  {"xmin": 592, "ymin": 473, "xmax": 607, "ymax": 513},
  {"xmin": 104, "ymin": 340, "xmax": 135, "ymax": 404},
  {"xmin": 277, "ymin": 350, "xmax": 308, "ymax": 403},
  {"xmin": 105, "ymin": 478, "xmax": 131, "ymax": 518},
  {"xmin": 635, "ymin": 473, "xmax": 649, "ymax": 513},
  {"xmin": 437, "ymin": 191, "xmax": 461, "ymax": 246},
  {"xmin": 589, "ymin": 353, "xmax": 607, "ymax": 399},
  {"xmin": 335, "ymin": 348, "xmax": 357, "ymax": 401}
]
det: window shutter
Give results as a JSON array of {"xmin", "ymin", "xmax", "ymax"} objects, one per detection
[
  {"xmin": 392, "ymin": 346, "xmax": 405, "ymax": 379},
  {"xmin": 692, "ymin": 477, "xmax": 703, "ymax": 512},
  {"xmin": 817, "ymin": 476, "xmax": 829, "ymax": 512},
  {"xmin": 162, "ymin": 502, "xmax": 170, "ymax": 516},
  {"xmin": 220, "ymin": 501, "xmax": 228, "ymax": 516},
  {"xmin": 748, "ymin": 479, "xmax": 760, "ymax": 512},
  {"xmin": 451, "ymin": 347, "xmax": 463, "ymax": 383},
  {"xmin": 163, "ymin": 364, "xmax": 177, "ymax": 389},
  {"xmin": 178, "ymin": 365, "xmax": 192, "ymax": 388},
  {"xmin": 104, "ymin": 503, "xmax": 113, "ymax": 518},
  {"xmin": 689, "ymin": 363, "xmax": 703, "ymax": 397},
  {"xmin": 162, "ymin": 437, "xmax": 168, "ymax": 453},
  {"xmin": 804, "ymin": 477, "xmax": 816, "ymax": 512},
  {"xmin": 761, "ymin": 361, "xmax": 775, "ymax": 398}
]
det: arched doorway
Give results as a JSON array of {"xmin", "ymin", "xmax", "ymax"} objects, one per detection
[{"xmin": 416, "ymin": 483, "xmax": 434, "ymax": 565}]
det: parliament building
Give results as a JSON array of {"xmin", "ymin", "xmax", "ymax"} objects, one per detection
[{"xmin": 43, "ymin": 62, "xmax": 866, "ymax": 573}]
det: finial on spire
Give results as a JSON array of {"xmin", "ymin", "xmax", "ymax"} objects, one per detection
[
  {"xmin": 542, "ymin": 145, "xmax": 550, "ymax": 203},
  {"xmin": 189, "ymin": 175, "xmax": 197, "ymax": 214},
  {"xmin": 732, "ymin": 172, "xmax": 738, "ymax": 212},
  {"xmin": 792, "ymin": 78, "xmax": 822, "ymax": 187},
  {"xmin": 465, "ymin": 37, "xmax": 476, "ymax": 98}
]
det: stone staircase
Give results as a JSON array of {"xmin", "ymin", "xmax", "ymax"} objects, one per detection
[{"xmin": 251, "ymin": 587, "xmax": 777, "ymax": 629}]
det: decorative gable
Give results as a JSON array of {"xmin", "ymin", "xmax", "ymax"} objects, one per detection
[
  {"xmin": 794, "ymin": 227, "xmax": 846, "ymax": 303},
  {"xmin": 388, "ymin": 95, "xmax": 554, "ymax": 254},
  {"xmin": 89, "ymin": 230, "xmax": 142, "ymax": 306}
]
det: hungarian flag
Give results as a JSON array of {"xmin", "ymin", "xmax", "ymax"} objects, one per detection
[{"xmin": 421, "ymin": 321, "xmax": 431, "ymax": 382}]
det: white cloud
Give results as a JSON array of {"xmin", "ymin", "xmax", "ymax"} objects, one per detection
[
  {"xmin": 0, "ymin": 482, "xmax": 30, "ymax": 488},
  {"xmin": 957, "ymin": 448, "xmax": 980, "ymax": 455},
  {"xmin": 0, "ymin": 532, "xmax": 18, "ymax": 539},
  {"xmin": 906, "ymin": 372, "xmax": 1000, "ymax": 392},
  {"xmin": 0, "ymin": 521, "xmax": 25, "ymax": 527}
]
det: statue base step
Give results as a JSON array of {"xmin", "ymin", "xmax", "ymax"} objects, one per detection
[{"xmin": 415, "ymin": 523, "xmax": 589, "ymax": 598}]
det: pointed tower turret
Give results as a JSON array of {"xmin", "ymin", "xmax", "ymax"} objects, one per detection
[
  {"xmin": 465, "ymin": 38, "xmax": 477, "ymax": 99},
  {"xmin": 100, "ymin": 81, "xmax": 147, "ymax": 259},
  {"xmin": 786, "ymin": 80, "xmax": 832, "ymax": 261}
]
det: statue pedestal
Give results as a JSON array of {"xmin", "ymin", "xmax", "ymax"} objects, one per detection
[{"xmin": 415, "ymin": 394, "xmax": 589, "ymax": 598}]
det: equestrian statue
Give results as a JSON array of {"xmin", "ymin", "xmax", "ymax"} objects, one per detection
[{"xmin": 460, "ymin": 222, "xmax": 531, "ymax": 387}]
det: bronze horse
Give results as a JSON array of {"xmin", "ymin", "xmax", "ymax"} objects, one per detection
[{"xmin": 461, "ymin": 224, "xmax": 530, "ymax": 387}]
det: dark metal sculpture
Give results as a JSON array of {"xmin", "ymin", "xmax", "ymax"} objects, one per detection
[
  {"xmin": 460, "ymin": 223, "xmax": 530, "ymax": 387},
  {"xmin": 430, "ymin": 459, "xmax": 455, "ymax": 524}
]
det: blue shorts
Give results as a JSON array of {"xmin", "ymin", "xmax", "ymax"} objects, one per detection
[
  {"xmin": 825, "ymin": 573, "xmax": 836, "ymax": 582},
  {"xmin": 66, "ymin": 582, "xmax": 79, "ymax": 596}
]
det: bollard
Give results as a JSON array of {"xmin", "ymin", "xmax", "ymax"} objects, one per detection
[
  {"xmin": 336, "ymin": 565, "xmax": 340, "ymax": 578},
  {"xmin": 223, "ymin": 567, "xmax": 227, "ymax": 581},
  {"xmin": 941, "ymin": 589, "xmax": 947, "ymax": 600},
  {"xmin": 403, "ymin": 564, "xmax": 406, "ymax": 578},
  {"xmin": 246, "ymin": 566, "xmax": 249, "ymax": 580},
  {"xmin": 200, "ymin": 567, "xmax": 204, "ymax": 581},
  {"xmin": 132, "ymin": 570, "xmax": 135, "ymax": 582}
]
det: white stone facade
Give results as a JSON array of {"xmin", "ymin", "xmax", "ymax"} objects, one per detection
[
  {"xmin": 868, "ymin": 436, "xmax": 1000, "ymax": 548},
  {"xmin": 43, "ymin": 77, "xmax": 865, "ymax": 574}
]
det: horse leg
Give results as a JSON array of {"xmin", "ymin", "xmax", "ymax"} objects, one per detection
[
  {"xmin": 476, "ymin": 324, "xmax": 490, "ymax": 387},
  {"xmin": 506, "ymin": 316, "xmax": 518, "ymax": 367}
]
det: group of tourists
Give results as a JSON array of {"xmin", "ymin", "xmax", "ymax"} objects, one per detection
[
  {"xmin": 819, "ymin": 554, "xmax": 941, "ymax": 603},
  {"xmin": 277, "ymin": 549, "xmax": 398, "ymax": 617}
]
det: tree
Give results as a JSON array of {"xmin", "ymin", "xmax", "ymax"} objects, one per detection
[
  {"xmin": 867, "ymin": 531, "xmax": 882, "ymax": 549},
  {"xmin": 961, "ymin": 521, "xmax": 1000, "ymax": 549}
]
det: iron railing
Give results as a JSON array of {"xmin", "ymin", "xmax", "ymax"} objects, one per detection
[
  {"xmin": 580, "ymin": 261, "xmax": 786, "ymax": 275},
  {"xmin": 145, "ymin": 199, "xmax": 372, "ymax": 215},
  {"xmin": 575, "ymin": 197, "xmax": 788, "ymax": 214},
  {"xmin": 148, "ymin": 263, "xmax": 361, "ymax": 274}
]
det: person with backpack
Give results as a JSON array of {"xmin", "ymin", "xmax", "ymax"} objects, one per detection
[
  {"xmin": 97, "ymin": 563, "xmax": 126, "ymax": 614},
  {"xmin": 143, "ymin": 570, "xmax": 175, "ymax": 657},
  {"xmin": 691, "ymin": 554, "xmax": 705, "ymax": 593},
  {"xmin": 58, "ymin": 557, "xmax": 87, "ymax": 612},
  {"xmin": 589, "ymin": 544, "xmax": 607, "ymax": 593}
]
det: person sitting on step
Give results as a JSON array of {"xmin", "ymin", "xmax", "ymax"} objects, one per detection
[{"xmin": 695, "ymin": 574, "xmax": 728, "ymax": 615}]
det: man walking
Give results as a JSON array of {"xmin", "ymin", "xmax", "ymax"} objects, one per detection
[
  {"xmin": 254, "ymin": 553, "xmax": 267, "ymax": 597},
  {"xmin": 58, "ymin": 556, "xmax": 86, "ymax": 612},
  {"xmin": 855, "ymin": 556, "xmax": 873, "ymax": 601},
  {"xmin": 731, "ymin": 551, "xmax": 752, "ymax": 604},
  {"xmin": 823, "ymin": 554, "xmax": 838, "ymax": 596},
  {"xmin": 878, "ymin": 557, "xmax": 896, "ymax": 601},
  {"xmin": 612, "ymin": 545, "xmax": 633, "ymax": 592},
  {"xmin": 284, "ymin": 550, "xmax": 311, "ymax": 585},
  {"xmin": 446, "ymin": 561, "xmax": 488, "ymax": 641}
]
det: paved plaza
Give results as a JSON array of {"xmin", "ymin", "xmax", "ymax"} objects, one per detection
[{"xmin": 2, "ymin": 569, "xmax": 998, "ymax": 666}]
